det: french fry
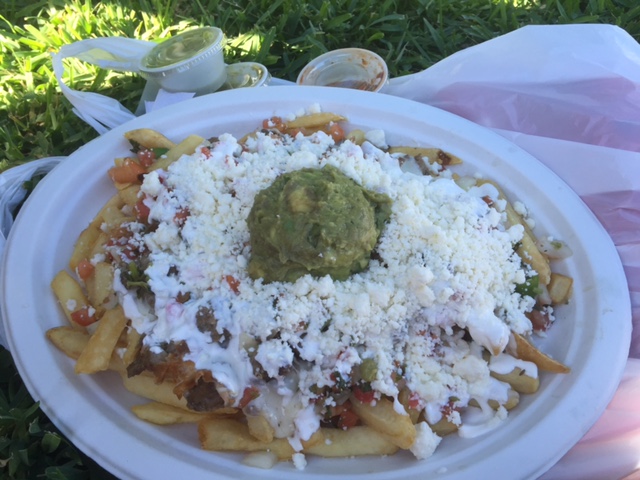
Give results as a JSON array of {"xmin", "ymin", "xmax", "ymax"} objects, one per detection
[
  {"xmin": 118, "ymin": 184, "xmax": 141, "ymax": 207},
  {"xmin": 120, "ymin": 372, "xmax": 190, "ymax": 409},
  {"xmin": 121, "ymin": 326, "xmax": 142, "ymax": 368},
  {"xmin": 349, "ymin": 396, "xmax": 416, "ymax": 449},
  {"xmin": 346, "ymin": 129, "xmax": 366, "ymax": 145},
  {"xmin": 84, "ymin": 261, "xmax": 115, "ymax": 317},
  {"xmin": 94, "ymin": 194, "xmax": 126, "ymax": 229},
  {"xmin": 125, "ymin": 128, "xmax": 176, "ymax": 150},
  {"xmin": 69, "ymin": 223, "xmax": 102, "ymax": 271},
  {"xmin": 247, "ymin": 414, "xmax": 275, "ymax": 443},
  {"xmin": 131, "ymin": 401, "xmax": 215, "ymax": 425},
  {"xmin": 513, "ymin": 333, "xmax": 570, "ymax": 374},
  {"xmin": 198, "ymin": 417, "xmax": 297, "ymax": 460},
  {"xmin": 490, "ymin": 368, "xmax": 539, "ymax": 394},
  {"xmin": 286, "ymin": 112, "xmax": 347, "ymax": 129},
  {"xmin": 149, "ymin": 134, "xmax": 204, "ymax": 172},
  {"xmin": 397, "ymin": 388, "xmax": 421, "ymax": 424},
  {"xmin": 46, "ymin": 326, "xmax": 90, "ymax": 359},
  {"xmin": 88, "ymin": 231, "xmax": 109, "ymax": 260},
  {"xmin": 548, "ymin": 272, "xmax": 573, "ymax": 305},
  {"xmin": 427, "ymin": 416, "xmax": 458, "ymax": 437},
  {"xmin": 305, "ymin": 426, "xmax": 399, "ymax": 457},
  {"xmin": 387, "ymin": 146, "xmax": 462, "ymax": 166},
  {"xmin": 477, "ymin": 179, "xmax": 551, "ymax": 285},
  {"xmin": 51, "ymin": 270, "xmax": 91, "ymax": 327},
  {"xmin": 75, "ymin": 305, "xmax": 128, "ymax": 374}
]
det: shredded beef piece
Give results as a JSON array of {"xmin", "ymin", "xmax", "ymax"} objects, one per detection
[
  {"xmin": 183, "ymin": 377, "xmax": 226, "ymax": 412},
  {"xmin": 195, "ymin": 306, "xmax": 230, "ymax": 348}
]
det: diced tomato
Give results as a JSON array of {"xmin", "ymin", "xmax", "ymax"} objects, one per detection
[
  {"xmin": 353, "ymin": 385, "xmax": 375, "ymax": 404},
  {"xmin": 70, "ymin": 306, "xmax": 97, "ymax": 327},
  {"xmin": 134, "ymin": 197, "xmax": 150, "ymax": 223},
  {"xmin": 76, "ymin": 258, "xmax": 95, "ymax": 281},
  {"xmin": 225, "ymin": 275, "xmax": 240, "ymax": 295},
  {"xmin": 108, "ymin": 158, "xmax": 146, "ymax": 184},
  {"xmin": 325, "ymin": 123, "xmax": 345, "ymax": 142},
  {"xmin": 263, "ymin": 116, "xmax": 285, "ymax": 131},
  {"xmin": 336, "ymin": 402, "xmax": 359, "ymax": 429},
  {"xmin": 173, "ymin": 207, "xmax": 190, "ymax": 226},
  {"xmin": 238, "ymin": 386, "xmax": 260, "ymax": 409},
  {"xmin": 136, "ymin": 148, "xmax": 156, "ymax": 167},
  {"xmin": 529, "ymin": 309, "xmax": 552, "ymax": 332},
  {"xmin": 201, "ymin": 146, "xmax": 211, "ymax": 158},
  {"xmin": 407, "ymin": 391, "xmax": 421, "ymax": 410}
]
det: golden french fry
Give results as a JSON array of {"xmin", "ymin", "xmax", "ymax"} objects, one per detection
[
  {"xmin": 69, "ymin": 223, "xmax": 102, "ymax": 271},
  {"xmin": 51, "ymin": 270, "xmax": 91, "ymax": 327},
  {"xmin": 387, "ymin": 146, "xmax": 462, "ymax": 166},
  {"xmin": 75, "ymin": 305, "xmax": 128, "ymax": 374},
  {"xmin": 121, "ymin": 372, "xmax": 189, "ymax": 409},
  {"xmin": 88, "ymin": 231, "xmax": 109, "ymax": 260},
  {"xmin": 118, "ymin": 184, "xmax": 141, "ymax": 207},
  {"xmin": 548, "ymin": 272, "xmax": 573, "ymax": 305},
  {"xmin": 477, "ymin": 179, "xmax": 551, "ymax": 285},
  {"xmin": 490, "ymin": 368, "xmax": 539, "ymax": 394},
  {"xmin": 121, "ymin": 326, "xmax": 142, "ymax": 368},
  {"xmin": 198, "ymin": 417, "xmax": 296, "ymax": 460},
  {"xmin": 125, "ymin": 128, "xmax": 176, "ymax": 150},
  {"xmin": 427, "ymin": 416, "xmax": 458, "ymax": 437},
  {"xmin": 349, "ymin": 396, "xmax": 416, "ymax": 449},
  {"xmin": 94, "ymin": 193, "xmax": 125, "ymax": 226},
  {"xmin": 286, "ymin": 112, "xmax": 347, "ymax": 129},
  {"xmin": 84, "ymin": 261, "xmax": 115, "ymax": 317},
  {"xmin": 131, "ymin": 401, "xmax": 215, "ymax": 425},
  {"xmin": 513, "ymin": 333, "xmax": 570, "ymax": 374},
  {"xmin": 397, "ymin": 388, "xmax": 421, "ymax": 424},
  {"xmin": 499, "ymin": 388, "xmax": 520, "ymax": 410},
  {"xmin": 305, "ymin": 426, "xmax": 399, "ymax": 457},
  {"xmin": 346, "ymin": 129, "xmax": 366, "ymax": 145},
  {"xmin": 46, "ymin": 326, "xmax": 90, "ymax": 359},
  {"xmin": 149, "ymin": 135, "xmax": 204, "ymax": 172},
  {"xmin": 247, "ymin": 414, "xmax": 275, "ymax": 443}
]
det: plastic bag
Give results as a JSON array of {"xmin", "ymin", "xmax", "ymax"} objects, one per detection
[
  {"xmin": 51, "ymin": 37, "xmax": 156, "ymax": 134},
  {"xmin": 385, "ymin": 24, "xmax": 640, "ymax": 152}
]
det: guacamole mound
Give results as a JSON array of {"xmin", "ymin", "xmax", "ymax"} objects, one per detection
[{"xmin": 247, "ymin": 165, "xmax": 392, "ymax": 283}]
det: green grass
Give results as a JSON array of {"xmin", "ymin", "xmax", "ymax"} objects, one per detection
[
  {"xmin": 0, "ymin": 0, "xmax": 639, "ymax": 477},
  {"xmin": 1, "ymin": 0, "xmax": 639, "ymax": 172}
]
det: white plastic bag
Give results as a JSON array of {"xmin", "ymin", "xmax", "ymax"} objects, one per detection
[
  {"xmin": 386, "ymin": 24, "xmax": 640, "ymax": 152},
  {"xmin": 0, "ymin": 156, "xmax": 63, "ymax": 346},
  {"xmin": 51, "ymin": 37, "xmax": 156, "ymax": 134}
]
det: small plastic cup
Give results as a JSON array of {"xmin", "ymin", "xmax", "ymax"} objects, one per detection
[
  {"xmin": 220, "ymin": 62, "xmax": 271, "ymax": 90},
  {"xmin": 296, "ymin": 48, "xmax": 389, "ymax": 92},
  {"xmin": 139, "ymin": 27, "xmax": 227, "ymax": 95}
]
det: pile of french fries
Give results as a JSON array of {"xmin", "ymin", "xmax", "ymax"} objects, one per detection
[{"xmin": 47, "ymin": 111, "xmax": 573, "ymax": 467}]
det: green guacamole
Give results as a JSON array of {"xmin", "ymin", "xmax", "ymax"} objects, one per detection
[{"xmin": 247, "ymin": 165, "xmax": 392, "ymax": 283}]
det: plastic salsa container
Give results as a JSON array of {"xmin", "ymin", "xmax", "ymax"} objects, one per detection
[
  {"xmin": 296, "ymin": 48, "xmax": 389, "ymax": 92},
  {"xmin": 139, "ymin": 27, "xmax": 227, "ymax": 95},
  {"xmin": 220, "ymin": 62, "xmax": 271, "ymax": 90}
]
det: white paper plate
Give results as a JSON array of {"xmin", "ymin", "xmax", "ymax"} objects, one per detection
[{"xmin": 1, "ymin": 86, "xmax": 631, "ymax": 480}]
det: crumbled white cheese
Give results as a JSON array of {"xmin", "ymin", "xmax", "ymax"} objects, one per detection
[
  {"xmin": 410, "ymin": 422, "xmax": 442, "ymax": 459},
  {"xmin": 117, "ymin": 118, "xmax": 538, "ymax": 453},
  {"xmin": 292, "ymin": 452, "xmax": 307, "ymax": 470}
]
